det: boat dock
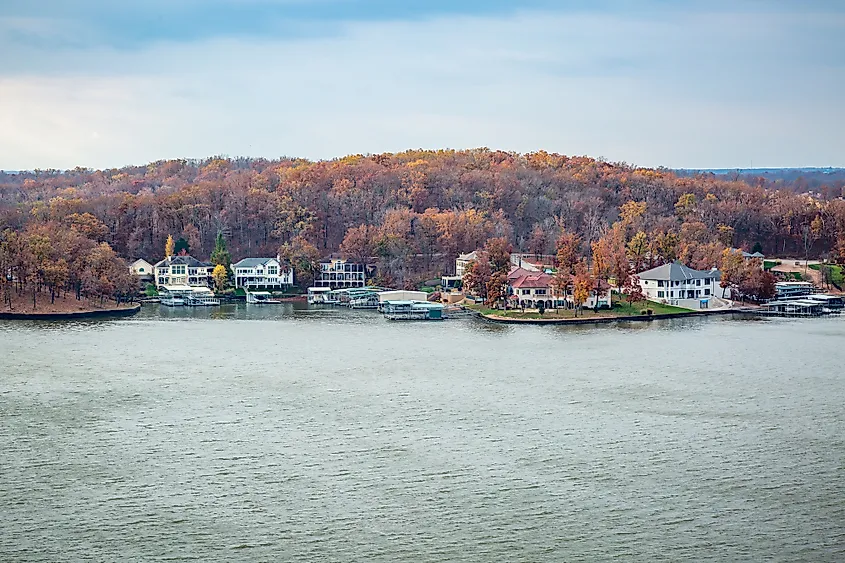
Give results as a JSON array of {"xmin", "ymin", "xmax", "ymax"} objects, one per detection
[{"xmin": 381, "ymin": 300, "xmax": 446, "ymax": 320}]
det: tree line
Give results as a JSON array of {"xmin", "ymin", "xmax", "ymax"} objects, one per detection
[
  {"xmin": 2, "ymin": 149, "xmax": 843, "ymax": 292},
  {"xmin": 0, "ymin": 221, "xmax": 135, "ymax": 310}
]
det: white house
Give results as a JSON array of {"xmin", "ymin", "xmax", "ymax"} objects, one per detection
[
  {"xmin": 507, "ymin": 267, "xmax": 612, "ymax": 309},
  {"xmin": 154, "ymin": 255, "xmax": 214, "ymax": 289},
  {"xmin": 455, "ymin": 251, "xmax": 478, "ymax": 278},
  {"xmin": 129, "ymin": 259, "xmax": 154, "ymax": 280},
  {"xmin": 231, "ymin": 257, "xmax": 294, "ymax": 290},
  {"xmin": 636, "ymin": 261, "xmax": 728, "ymax": 309},
  {"xmin": 314, "ymin": 258, "xmax": 366, "ymax": 289},
  {"xmin": 508, "ymin": 269, "xmax": 554, "ymax": 308},
  {"xmin": 441, "ymin": 251, "xmax": 478, "ymax": 289}
]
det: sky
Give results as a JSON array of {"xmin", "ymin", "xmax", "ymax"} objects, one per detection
[{"xmin": 0, "ymin": 0, "xmax": 843, "ymax": 171}]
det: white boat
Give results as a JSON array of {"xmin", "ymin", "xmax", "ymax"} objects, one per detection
[{"xmin": 160, "ymin": 296, "xmax": 185, "ymax": 306}]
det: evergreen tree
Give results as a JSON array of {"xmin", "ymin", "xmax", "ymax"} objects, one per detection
[
  {"xmin": 210, "ymin": 232, "xmax": 232, "ymax": 269},
  {"xmin": 174, "ymin": 237, "xmax": 189, "ymax": 255}
]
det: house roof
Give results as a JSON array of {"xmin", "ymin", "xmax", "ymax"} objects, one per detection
[
  {"xmin": 731, "ymin": 248, "xmax": 765, "ymax": 259},
  {"xmin": 232, "ymin": 257, "xmax": 278, "ymax": 269},
  {"xmin": 510, "ymin": 272, "xmax": 553, "ymax": 289},
  {"xmin": 457, "ymin": 251, "xmax": 479, "ymax": 261},
  {"xmin": 636, "ymin": 261, "xmax": 720, "ymax": 281},
  {"xmin": 154, "ymin": 255, "xmax": 212, "ymax": 268},
  {"xmin": 507, "ymin": 266, "xmax": 538, "ymax": 281},
  {"xmin": 510, "ymin": 253, "xmax": 554, "ymax": 272},
  {"xmin": 130, "ymin": 258, "xmax": 153, "ymax": 266}
]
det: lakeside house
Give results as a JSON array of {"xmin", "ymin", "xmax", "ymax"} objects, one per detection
[
  {"xmin": 231, "ymin": 257, "xmax": 294, "ymax": 291},
  {"xmin": 154, "ymin": 255, "xmax": 214, "ymax": 289},
  {"xmin": 443, "ymin": 251, "xmax": 554, "ymax": 289},
  {"xmin": 455, "ymin": 251, "xmax": 478, "ymax": 278},
  {"xmin": 129, "ymin": 259, "xmax": 154, "ymax": 282},
  {"xmin": 314, "ymin": 257, "xmax": 367, "ymax": 289},
  {"xmin": 507, "ymin": 267, "xmax": 612, "ymax": 309},
  {"xmin": 636, "ymin": 261, "xmax": 727, "ymax": 309},
  {"xmin": 508, "ymin": 268, "xmax": 554, "ymax": 308},
  {"xmin": 441, "ymin": 251, "xmax": 477, "ymax": 289}
]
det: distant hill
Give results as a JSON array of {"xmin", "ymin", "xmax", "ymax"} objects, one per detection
[
  {"xmin": 674, "ymin": 168, "xmax": 845, "ymax": 196},
  {"xmin": 676, "ymin": 167, "xmax": 843, "ymax": 175}
]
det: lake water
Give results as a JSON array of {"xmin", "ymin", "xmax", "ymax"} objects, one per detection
[{"xmin": 1, "ymin": 304, "xmax": 844, "ymax": 561}]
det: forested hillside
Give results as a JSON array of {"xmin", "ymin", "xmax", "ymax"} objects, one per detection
[{"xmin": 2, "ymin": 149, "xmax": 844, "ymax": 290}]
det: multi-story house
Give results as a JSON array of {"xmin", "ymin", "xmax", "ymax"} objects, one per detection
[
  {"xmin": 154, "ymin": 255, "xmax": 214, "ymax": 289},
  {"xmin": 128, "ymin": 259, "xmax": 155, "ymax": 283},
  {"xmin": 508, "ymin": 269, "xmax": 554, "ymax": 309},
  {"xmin": 314, "ymin": 258, "xmax": 366, "ymax": 289},
  {"xmin": 636, "ymin": 261, "xmax": 727, "ymax": 308},
  {"xmin": 507, "ymin": 267, "xmax": 612, "ymax": 310},
  {"xmin": 231, "ymin": 257, "xmax": 294, "ymax": 290}
]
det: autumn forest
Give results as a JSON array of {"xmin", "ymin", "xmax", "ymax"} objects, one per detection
[{"xmin": 2, "ymin": 149, "xmax": 845, "ymax": 308}]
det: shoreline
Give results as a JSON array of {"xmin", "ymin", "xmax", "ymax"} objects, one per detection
[
  {"xmin": 477, "ymin": 308, "xmax": 754, "ymax": 325},
  {"xmin": 0, "ymin": 303, "xmax": 141, "ymax": 321}
]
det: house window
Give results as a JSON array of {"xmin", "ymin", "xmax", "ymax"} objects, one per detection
[
  {"xmin": 521, "ymin": 289, "xmax": 530, "ymax": 295},
  {"xmin": 670, "ymin": 291, "xmax": 675, "ymax": 298},
  {"xmin": 705, "ymin": 289, "xmax": 711, "ymax": 296},
  {"xmin": 138, "ymin": 267, "xmax": 145, "ymax": 272},
  {"xmin": 268, "ymin": 266, "xmax": 278, "ymax": 275},
  {"xmin": 696, "ymin": 279, "xmax": 701, "ymax": 286},
  {"xmin": 657, "ymin": 291, "xmax": 664, "ymax": 298},
  {"xmin": 657, "ymin": 280, "xmax": 663, "ymax": 287},
  {"xmin": 536, "ymin": 289, "xmax": 546, "ymax": 295},
  {"xmin": 172, "ymin": 265, "xmax": 186, "ymax": 275}
]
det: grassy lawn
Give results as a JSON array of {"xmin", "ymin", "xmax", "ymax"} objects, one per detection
[
  {"xmin": 809, "ymin": 263, "xmax": 844, "ymax": 286},
  {"xmin": 610, "ymin": 299, "xmax": 694, "ymax": 316},
  {"xmin": 468, "ymin": 298, "xmax": 692, "ymax": 320},
  {"xmin": 763, "ymin": 260, "xmax": 781, "ymax": 271}
]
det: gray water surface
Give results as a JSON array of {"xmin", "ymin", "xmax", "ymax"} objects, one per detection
[{"xmin": 1, "ymin": 305, "xmax": 844, "ymax": 561}]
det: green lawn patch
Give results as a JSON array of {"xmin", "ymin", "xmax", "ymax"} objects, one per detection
[
  {"xmin": 809, "ymin": 264, "xmax": 844, "ymax": 286},
  {"xmin": 611, "ymin": 299, "xmax": 694, "ymax": 316},
  {"xmin": 467, "ymin": 298, "xmax": 692, "ymax": 320},
  {"xmin": 763, "ymin": 260, "xmax": 780, "ymax": 270}
]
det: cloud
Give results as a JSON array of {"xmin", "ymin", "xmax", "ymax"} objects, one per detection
[{"xmin": 0, "ymin": 4, "xmax": 843, "ymax": 170}]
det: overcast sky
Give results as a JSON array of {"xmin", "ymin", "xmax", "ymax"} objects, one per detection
[{"xmin": 1, "ymin": 0, "xmax": 843, "ymax": 170}]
